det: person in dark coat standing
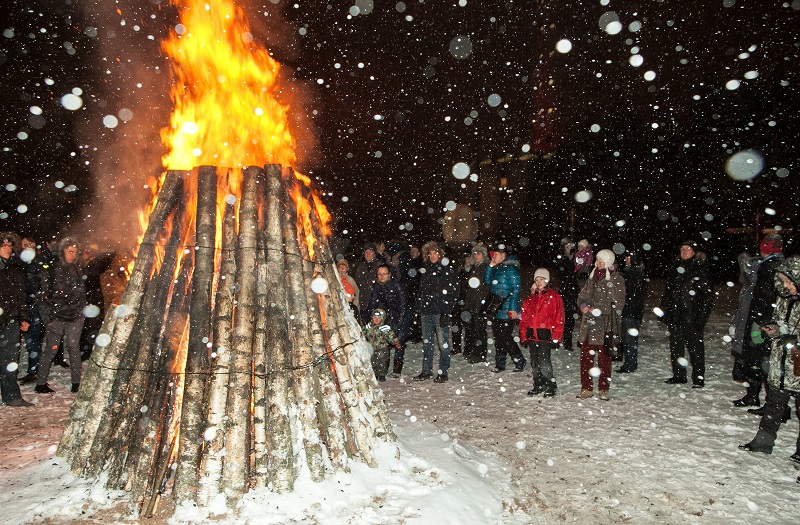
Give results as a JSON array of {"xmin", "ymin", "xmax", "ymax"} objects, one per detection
[
  {"xmin": 0, "ymin": 232, "xmax": 34, "ymax": 406},
  {"xmin": 520, "ymin": 268, "xmax": 564, "ymax": 397},
  {"xmin": 484, "ymin": 244, "xmax": 527, "ymax": 373},
  {"xmin": 79, "ymin": 244, "xmax": 114, "ymax": 360},
  {"xmin": 660, "ymin": 241, "xmax": 715, "ymax": 388},
  {"xmin": 554, "ymin": 238, "xmax": 578, "ymax": 351},
  {"xmin": 18, "ymin": 236, "xmax": 45, "ymax": 383},
  {"xmin": 462, "ymin": 244, "xmax": 491, "ymax": 363},
  {"xmin": 36, "ymin": 237, "xmax": 87, "ymax": 394},
  {"xmin": 729, "ymin": 234, "xmax": 784, "ymax": 407},
  {"xmin": 367, "ymin": 264, "xmax": 411, "ymax": 376},
  {"xmin": 413, "ymin": 242, "xmax": 458, "ymax": 383},
  {"xmin": 353, "ymin": 242, "xmax": 383, "ymax": 324},
  {"xmin": 617, "ymin": 251, "xmax": 649, "ymax": 373}
]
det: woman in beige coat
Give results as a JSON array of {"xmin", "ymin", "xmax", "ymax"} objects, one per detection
[{"xmin": 576, "ymin": 249, "xmax": 626, "ymax": 400}]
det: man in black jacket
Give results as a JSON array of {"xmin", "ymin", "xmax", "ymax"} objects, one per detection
[
  {"xmin": 617, "ymin": 252, "xmax": 649, "ymax": 373},
  {"xmin": 0, "ymin": 232, "xmax": 34, "ymax": 406},
  {"xmin": 36, "ymin": 237, "xmax": 87, "ymax": 394},
  {"xmin": 367, "ymin": 264, "xmax": 411, "ymax": 376},
  {"xmin": 660, "ymin": 241, "xmax": 715, "ymax": 388}
]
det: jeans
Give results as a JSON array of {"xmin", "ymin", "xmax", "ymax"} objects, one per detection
[
  {"xmin": 621, "ymin": 316, "xmax": 641, "ymax": 371},
  {"xmin": 38, "ymin": 317, "xmax": 85, "ymax": 386},
  {"xmin": 23, "ymin": 304, "xmax": 43, "ymax": 374},
  {"xmin": 0, "ymin": 323, "xmax": 24, "ymax": 402},
  {"xmin": 421, "ymin": 314, "xmax": 451, "ymax": 375}
]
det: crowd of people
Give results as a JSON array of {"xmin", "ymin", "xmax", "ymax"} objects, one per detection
[
  {"xmin": 0, "ymin": 231, "xmax": 113, "ymax": 407},
  {"xmin": 347, "ymin": 235, "xmax": 799, "ymax": 482}
]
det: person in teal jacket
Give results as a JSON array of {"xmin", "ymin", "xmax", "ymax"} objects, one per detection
[{"xmin": 483, "ymin": 244, "xmax": 526, "ymax": 372}]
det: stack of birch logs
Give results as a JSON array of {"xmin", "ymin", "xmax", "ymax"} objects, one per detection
[{"xmin": 57, "ymin": 165, "xmax": 395, "ymax": 517}]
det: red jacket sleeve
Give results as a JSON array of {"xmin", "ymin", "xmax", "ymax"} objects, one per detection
[
  {"xmin": 550, "ymin": 291, "xmax": 565, "ymax": 343},
  {"xmin": 519, "ymin": 295, "xmax": 535, "ymax": 341}
]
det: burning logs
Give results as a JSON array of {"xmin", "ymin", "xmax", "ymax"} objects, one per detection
[{"xmin": 57, "ymin": 165, "xmax": 395, "ymax": 516}]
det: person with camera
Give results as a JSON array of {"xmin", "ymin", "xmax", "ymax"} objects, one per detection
[{"xmin": 739, "ymin": 256, "xmax": 800, "ymax": 464}]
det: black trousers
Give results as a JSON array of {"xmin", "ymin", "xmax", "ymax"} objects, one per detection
[
  {"xmin": 669, "ymin": 321, "xmax": 705, "ymax": 383},
  {"xmin": 492, "ymin": 319, "xmax": 525, "ymax": 370},
  {"xmin": 750, "ymin": 387, "xmax": 800, "ymax": 454},
  {"xmin": 463, "ymin": 314, "xmax": 488, "ymax": 361}
]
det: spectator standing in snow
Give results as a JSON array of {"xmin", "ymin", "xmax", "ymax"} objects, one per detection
[
  {"xmin": 413, "ymin": 242, "xmax": 458, "ymax": 383},
  {"xmin": 405, "ymin": 244, "xmax": 423, "ymax": 343},
  {"xmin": 362, "ymin": 309, "xmax": 400, "ymax": 382},
  {"xmin": 574, "ymin": 239, "xmax": 594, "ymax": 290},
  {"xmin": 554, "ymin": 237, "xmax": 578, "ymax": 351},
  {"xmin": 520, "ymin": 268, "xmax": 564, "ymax": 397},
  {"xmin": 659, "ymin": 241, "xmax": 715, "ymax": 388},
  {"xmin": 79, "ymin": 243, "xmax": 113, "ymax": 361},
  {"xmin": 18, "ymin": 236, "xmax": 45, "ymax": 383},
  {"xmin": 729, "ymin": 234, "xmax": 784, "ymax": 408},
  {"xmin": 462, "ymin": 244, "xmax": 491, "ymax": 363},
  {"xmin": 354, "ymin": 242, "xmax": 382, "ymax": 324},
  {"xmin": 617, "ymin": 251, "xmax": 649, "ymax": 373},
  {"xmin": 484, "ymin": 244, "xmax": 527, "ymax": 373},
  {"xmin": 367, "ymin": 264, "xmax": 411, "ymax": 376},
  {"xmin": 576, "ymin": 249, "xmax": 626, "ymax": 400},
  {"xmin": 36, "ymin": 237, "xmax": 87, "ymax": 394},
  {"xmin": 739, "ymin": 256, "xmax": 800, "ymax": 464},
  {"xmin": 0, "ymin": 232, "xmax": 34, "ymax": 407},
  {"xmin": 337, "ymin": 258, "xmax": 360, "ymax": 318}
]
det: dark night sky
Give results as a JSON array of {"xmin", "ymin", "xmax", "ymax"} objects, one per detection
[{"xmin": 1, "ymin": 0, "xmax": 799, "ymax": 278}]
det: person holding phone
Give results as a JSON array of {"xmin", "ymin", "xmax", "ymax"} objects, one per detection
[
  {"xmin": 519, "ymin": 268, "xmax": 564, "ymax": 397},
  {"xmin": 484, "ymin": 244, "xmax": 526, "ymax": 372}
]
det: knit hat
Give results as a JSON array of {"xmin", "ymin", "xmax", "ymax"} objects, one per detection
[
  {"xmin": 679, "ymin": 240, "xmax": 698, "ymax": 250},
  {"xmin": 533, "ymin": 268, "xmax": 550, "ymax": 282},
  {"xmin": 591, "ymin": 249, "xmax": 615, "ymax": 281},
  {"xmin": 371, "ymin": 308, "xmax": 386, "ymax": 320},
  {"xmin": 363, "ymin": 242, "xmax": 377, "ymax": 252},
  {"xmin": 760, "ymin": 233, "xmax": 783, "ymax": 256},
  {"xmin": 595, "ymin": 249, "xmax": 616, "ymax": 267},
  {"xmin": 577, "ymin": 239, "xmax": 589, "ymax": 250}
]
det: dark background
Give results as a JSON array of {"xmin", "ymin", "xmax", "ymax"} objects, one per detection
[{"xmin": 1, "ymin": 1, "xmax": 798, "ymax": 279}]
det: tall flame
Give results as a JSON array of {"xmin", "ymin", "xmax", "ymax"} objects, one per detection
[{"xmin": 160, "ymin": 0, "xmax": 296, "ymax": 170}]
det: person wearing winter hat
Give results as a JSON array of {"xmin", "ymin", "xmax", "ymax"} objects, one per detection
[
  {"xmin": 739, "ymin": 256, "xmax": 800, "ymax": 462},
  {"xmin": 729, "ymin": 233, "xmax": 784, "ymax": 408},
  {"xmin": 362, "ymin": 309, "xmax": 401, "ymax": 382},
  {"xmin": 519, "ymin": 268, "xmax": 564, "ymax": 397},
  {"xmin": 576, "ymin": 249, "xmax": 626, "ymax": 400},
  {"xmin": 659, "ymin": 240, "xmax": 714, "ymax": 388}
]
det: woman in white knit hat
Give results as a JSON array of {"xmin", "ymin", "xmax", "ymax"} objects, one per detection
[{"xmin": 576, "ymin": 249, "xmax": 626, "ymax": 400}]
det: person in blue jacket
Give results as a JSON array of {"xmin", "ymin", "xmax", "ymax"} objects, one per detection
[{"xmin": 484, "ymin": 244, "xmax": 526, "ymax": 372}]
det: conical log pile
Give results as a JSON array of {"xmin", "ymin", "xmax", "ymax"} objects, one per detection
[{"xmin": 57, "ymin": 165, "xmax": 395, "ymax": 516}]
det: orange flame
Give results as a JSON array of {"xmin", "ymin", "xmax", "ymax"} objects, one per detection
[{"xmin": 160, "ymin": 0, "xmax": 296, "ymax": 171}]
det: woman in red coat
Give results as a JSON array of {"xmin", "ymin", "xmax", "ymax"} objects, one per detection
[{"xmin": 519, "ymin": 268, "xmax": 564, "ymax": 397}]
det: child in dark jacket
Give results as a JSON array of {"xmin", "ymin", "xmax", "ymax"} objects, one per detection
[{"xmin": 363, "ymin": 309, "xmax": 400, "ymax": 382}]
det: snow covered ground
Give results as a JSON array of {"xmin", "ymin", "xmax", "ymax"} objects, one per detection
[{"xmin": 1, "ymin": 283, "xmax": 798, "ymax": 524}]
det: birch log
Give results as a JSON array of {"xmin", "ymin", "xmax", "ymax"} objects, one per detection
[
  {"xmin": 254, "ymin": 164, "xmax": 297, "ymax": 491},
  {"xmin": 220, "ymin": 166, "xmax": 261, "ymax": 501},
  {"xmin": 174, "ymin": 166, "xmax": 217, "ymax": 502},
  {"xmin": 196, "ymin": 197, "xmax": 236, "ymax": 505},
  {"xmin": 281, "ymin": 169, "xmax": 326, "ymax": 482}
]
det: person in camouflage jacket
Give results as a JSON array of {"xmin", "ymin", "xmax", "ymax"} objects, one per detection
[
  {"xmin": 363, "ymin": 309, "xmax": 400, "ymax": 382},
  {"xmin": 739, "ymin": 255, "xmax": 800, "ymax": 463}
]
